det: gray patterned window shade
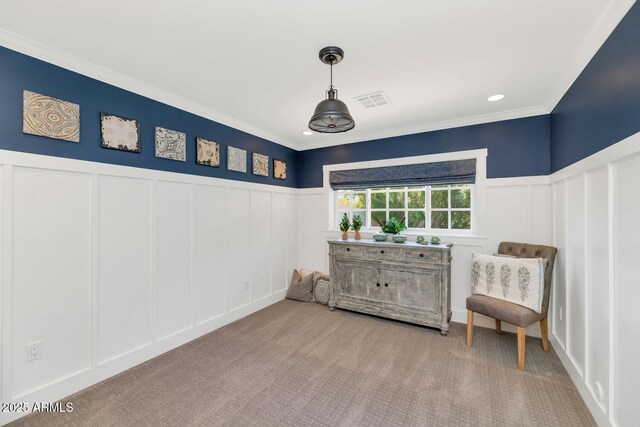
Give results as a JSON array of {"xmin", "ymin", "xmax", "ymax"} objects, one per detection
[{"xmin": 329, "ymin": 159, "xmax": 476, "ymax": 190}]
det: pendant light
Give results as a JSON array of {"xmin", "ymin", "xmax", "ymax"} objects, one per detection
[{"xmin": 308, "ymin": 46, "xmax": 355, "ymax": 133}]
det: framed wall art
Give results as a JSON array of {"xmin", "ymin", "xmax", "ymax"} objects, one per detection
[
  {"xmin": 252, "ymin": 153, "xmax": 269, "ymax": 176},
  {"xmin": 196, "ymin": 137, "xmax": 220, "ymax": 167},
  {"xmin": 273, "ymin": 159, "xmax": 287, "ymax": 180},
  {"xmin": 100, "ymin": 113, "xmax": 140, "ymax": 152},
  {"xmin": 23, "ymin": 90, "xmax": 80, "ymax": 142},
  {"xmin": 227, "ymin": 146, "xmax": 247, "ymax": 173},
  {"xmin": 155, "ymin": 126, "xmax": 186, "ymax": 161}
]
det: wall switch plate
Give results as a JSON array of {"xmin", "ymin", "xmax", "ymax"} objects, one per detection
[
  {"xmin": 558, "ymin": 306, "xmax": 563, "ymax": 321},
  {"xmin": 27, "ymin": 341, "xmax": 42, "ymax": 362},
  {"xmin": 243, "ymin": 279, "xmax": 249, "ymax": 291}
]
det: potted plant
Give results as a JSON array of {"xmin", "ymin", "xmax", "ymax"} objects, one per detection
[
  {"xmin": 352, "ymin": 215, "xmax": 363, "ymax": 240},
  {"xmin": 339, "ymin": 213, "xmax": 351, "ymax": 240},
  {"xmin": 376, "ymin": 217, "xmax": 407, "ymax": 243}
]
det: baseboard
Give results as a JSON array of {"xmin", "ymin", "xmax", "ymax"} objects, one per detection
[
  {"xmin": 550, "ymin": 337, "xmax": 610, "ymax": 427},
  {"xmin": 0, "ymin": 291, "xmax": 286, "ymax": 426}
]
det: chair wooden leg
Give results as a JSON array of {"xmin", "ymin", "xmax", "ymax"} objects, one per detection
[
  {"xmin": 517, "ymin": 326, "xmax": 526, "ymax": 371},
  {"xmin": 495, "ymin": 319, "xmax": 502, "ymax": 334},
  {"xmin": 540, "ymin": 318, "xmax": 549, "ymax": 353},
  {"xmin": 467, "ymin": 310, "xmax": 474, "ymax": 347}
]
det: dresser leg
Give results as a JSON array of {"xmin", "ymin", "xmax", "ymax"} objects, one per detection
[
  {"xmin": 440, "ymin": 326, "xmax": 449, "ymax": 336},
  {"xmin": 328, "ymin": 306, "xmax": 335, "ymax": 312}
]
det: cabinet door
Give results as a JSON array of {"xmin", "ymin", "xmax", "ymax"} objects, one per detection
[
  {"xmin": 381, "ymin": 267, "xmax": 441, "ymax": 313},
  {"xmin": 334, "ymin": 260, "xmax": 382, "ymax": 302}
]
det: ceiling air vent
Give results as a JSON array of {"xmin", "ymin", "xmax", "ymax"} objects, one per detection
[{"xmin": 354, "ymin": 91, "xmax": 391, "ymax": 108}]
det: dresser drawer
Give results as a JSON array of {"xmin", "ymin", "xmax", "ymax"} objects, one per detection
[
  {"xmin": 404, "ymin": 249, "xmax": 441, "ymax": 263},
  {"xmin": 365, "ymin": 246, "xmax": 403, "ymax": 260},
  {"xmin": 332, "ymin": 244, "xmax": 364, "ymax": 256}
]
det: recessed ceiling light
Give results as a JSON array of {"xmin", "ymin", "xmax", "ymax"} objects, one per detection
[
  {"xmin": 488, "ymin": 94, "xmax": 505, "ymax": 102},
  {"xmin": 302, "ymin": 131, "xmax": 313, "ymax": 136}
]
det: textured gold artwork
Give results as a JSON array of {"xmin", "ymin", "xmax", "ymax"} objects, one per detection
[
  {"xmin": 273, "ymin": 159, "xmax": 287, "ymax": 180},
  {"xmin": 23, "ymin": 90, "xmax": 80, "ymax": 142},
  {"xmin": 100, "ymin": 113, "xmax": 140, "ymax": 152},
  {"xmin": 252, "ymin": 153, "xmax": 269, "ymax": 176},
  {"xmin": 196, "ymin": 137, "xmax": 220, "ymax": 167}
]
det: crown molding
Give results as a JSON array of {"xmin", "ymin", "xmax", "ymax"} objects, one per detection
[
  {"xmin": 544, "ymin": 0, "xmax": 637, "ymax": 112},
  {"xmin": 297, "ymin": 105, "xmax": 549, "ymax": 151},
  {"xmin": 0, "ymin": 29, "xmax": 300, "ymax": 151}
]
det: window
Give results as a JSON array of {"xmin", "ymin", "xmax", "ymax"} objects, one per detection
[{"xmin": 336, "ymin": 184, "xmax": 473, "ymax": 232}]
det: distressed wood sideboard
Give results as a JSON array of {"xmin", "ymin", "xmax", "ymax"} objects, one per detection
[{"xmin": 328, "ymin": 239, "xmax": 452, "ymax": 335}]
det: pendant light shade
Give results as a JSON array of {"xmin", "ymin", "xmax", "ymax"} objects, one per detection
[{"xmin": 308, "ymin": 47, "xmax": 355, "ymax": 134}]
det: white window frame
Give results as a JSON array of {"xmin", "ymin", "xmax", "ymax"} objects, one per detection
[
  {"xmin": 323, "ymin": 149, "xmax": 487, "ymax": 237},
  {"xmin": 335, "ymin": 184, "xmax": 474, "ymax": 234}
]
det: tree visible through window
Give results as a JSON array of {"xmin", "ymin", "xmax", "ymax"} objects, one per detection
[{"xmin": 336, "ymin": 185, "xmax": 473, "ymax": 231}]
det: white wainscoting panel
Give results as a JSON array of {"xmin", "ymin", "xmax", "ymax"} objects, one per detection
[
  {"xmin": 11, "ymin": 167, "xmax": 92, "ymax": 398},
  {"xmin": 485, "ymin": 184, "xmax": 529, "ymax": 251},
  {"xmin": 586, "ymin": 166, "xmax": 609, "ymax": 414},
  {"xmin": 251, "ymin": 190, "xmax": 273, "ymax": 301},
  {"xmin": 611, "ymin": 151, "xmax": 640, "ymax": 427},
  {"xmin": 286, "ymin": 194, "xmax": 300, "ymax": 279},
  {"xmin": 0, "ymin": 150, "xmax": 297, "ymax": 425},
  {"xmin": 552, "ymin": 181, "xmax": 567, "ymax": 348},
  {"xmin": 225, "ymin": 188, "xmax": 252, "ymax": 312},
  {"xmin": 299, "ymin": 192, "xmax": 326, "ymax": 272},
  {"xmin": 271, "ymin": 192, "xmax": 288, "ymax": 293},
  {"xmin": 98, "ymin": 176, "xmax": 152, "ymax": 363},
  {"xmin": 566, "ymin": 174, "xmax": 586, "ymax": 375},
  {"xmin": 156, "ymin": 181, "xmax": 193, "ymax": 339},
  {"xmin": 531, "ymin": 184, "xmax": 552, "ymax": 245},
  {"xmin": 194, "ymin": 184, "xmax": 227, "ymax": 324}
]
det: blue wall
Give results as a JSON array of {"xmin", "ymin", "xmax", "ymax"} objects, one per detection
[
  {"xmin": 4, "ymin": 0, "xmax": 639, "ymax": 192},
  {"xmin": 551, "ymin": 2, "xmax": 640, "ymax": 172},
  {"xmin": 0, "ymin": 46, "xmax": 298, "ymax": 188},
  {"xmin": 298, "ymin": 115, "xmax": 551, "ymax": 188}
]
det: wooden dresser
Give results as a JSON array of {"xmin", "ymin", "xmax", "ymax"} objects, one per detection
[{"xmin": 328, "ymin": 239, "xmax": 452, "ymax": 335}]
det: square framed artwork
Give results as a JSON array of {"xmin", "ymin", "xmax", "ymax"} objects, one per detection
[
  {"xmin": 252, "ymin": 153, "xmax": 269, "ymax": 176},
  {"xmin": 227, "ymin": 146, "xmax": 247, "ymax": 173},
  {"xmin": 100, "ymin": 113, "xmax": 140, "ymax": 152},
  {"xmin": 155, "ymin": 126, "xmax": 186, "ymax": 161},
  {"xmin": 273, "ymin": 159, "xmax": 287, "ymax": 180},
  {"xmin": 23, "ymin": 90, "xmax": 80, "ymax": 142},
  {"xmin": 196, "ymin": 137, "xmax": 220, "ymax": 167}
]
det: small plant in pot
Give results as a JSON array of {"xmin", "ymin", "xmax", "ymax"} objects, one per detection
[
  {"xmin": 351, "ymin": 215, "xmax": 363, "ymax": 240},
  {"xmin": 339, "ymin": 213, "xmax": 351, "ymax": 240},
  {"xmin": 376, "ymin": 217, "xmax": 407, "ymax": 243}
]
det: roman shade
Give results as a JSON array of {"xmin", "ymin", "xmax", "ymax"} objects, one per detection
[{"xmin": 329, "ymin": 159, "xmax": 476, "ymax": 190}]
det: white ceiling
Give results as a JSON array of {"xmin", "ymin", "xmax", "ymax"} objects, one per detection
[{"xmin": 0, "ymin": 0, "xmax": 635, "ymax": 150}]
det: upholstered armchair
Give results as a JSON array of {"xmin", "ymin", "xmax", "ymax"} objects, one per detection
[{"xmin": 466, "ymin": 242, "xmax": 557, "ymax": 371}]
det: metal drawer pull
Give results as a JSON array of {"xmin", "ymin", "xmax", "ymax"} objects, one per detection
[
  {"xmin": 380, "ymin": 250, "xmax": 384, "ymax": 254},
  {"xmin": 346, "ymin": 248, "xmax": 350, "ymax": 251},
  {"xmin": 376, "ymin": 283, "xmax": 380, "ymax": 287},
  {"xmin": 419, "ymin": 253, "xmax": 424, "ymax": 257},
  {"xmin": 384, "ymin": 283, "xmax": 389, "ymax": 287}
]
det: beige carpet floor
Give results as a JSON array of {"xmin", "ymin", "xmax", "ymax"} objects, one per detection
[{"xmin": 11, "ymin": 300, "xmax": 595, "ymax": 426}]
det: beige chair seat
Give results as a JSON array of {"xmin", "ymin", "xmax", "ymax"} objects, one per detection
[{"xmin": 466, "ymin": 295, "xmax": 544, "ymax": 327}]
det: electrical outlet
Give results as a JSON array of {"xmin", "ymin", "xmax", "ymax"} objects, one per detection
[
  {"xmin": 27, "ymin": 341, "xmax": 42, "ymax": 362},
  {"xmin": 243, "ymin": 279, "xmax": 249, "ymax": 291},
  {"xmin": 558, "ymin": 306, "xmax": 563, "ymax": 321}
]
